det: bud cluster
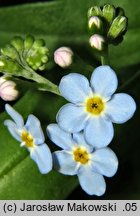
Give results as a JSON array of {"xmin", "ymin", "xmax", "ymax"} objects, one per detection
[
  {"xmin": 88, "ymin": 4, "xmax": 128, "ymax": 50},
  {"xmin": 0, "ymin": 35, "xmax": 50, "ymax": 77}
]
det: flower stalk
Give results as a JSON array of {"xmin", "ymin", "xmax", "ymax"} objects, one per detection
[{"xmin": 101, "ymin": 46, "xmax": 110, "ymax": 65}]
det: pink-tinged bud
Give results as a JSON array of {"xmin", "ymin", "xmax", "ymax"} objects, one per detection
[
  {"xmin": 0, "ymin": 79, "xmax": 18, "ymax": 101},
  {"xmin": 89, "ymin": 34, "xmax": 106, "ymax": 51},
  {"xmin": 54, "ymin": 47, "xmax": 73, "ymax": 68}
]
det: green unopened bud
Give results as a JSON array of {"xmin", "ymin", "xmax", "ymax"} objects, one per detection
[
  {"xmin": 103, "ymin": 4, "xmax": 115, "ymax": 24},
  {"xmin": 24, "ymin": 35, "xmax": 34, "ymax": 50},
  {"xmin": 0, "ymin": 56, "xmax": 24, "ymax": 76},
  {"xmin": 108, "ymin": 16, "xmax": 127, "ymax": 40},
  {"xmin": 1, "ymin": 35, "xmax": 49, "ymax": 75},
  {"xmin": 26, "ymin": 39, "xmax": 49, "ymax": 71},
  {"xmin": 23, "ymin": 35, "xmax": 34, "ymax": 59},
  {"xmin": 10, "ymin": 36, "xmax": 24, "ymax": 52},
  {"xmin": 88, "ymin": 6, "xmax": 102, "ymax": 18},
  {"xmin": 1, "ymin": 45, "xmax": 19, "ymax": 61},
  {"xmin": 88, "ymin": 16, "xmax": 103, "ymax": 34},
  {"xmin": 87, "ymin": 4, "xmax": 128, "ymax": 46},
  {"xmin": 89, "ymin": 34, "xmax": 106, "ymax": 51},
  {"xmin": 33, "ymin": 39, "xmax": 45, "ymax": 48}
]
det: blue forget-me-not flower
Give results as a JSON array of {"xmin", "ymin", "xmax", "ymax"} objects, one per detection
[
  {"xmin": 57, "ymin": 66, "xmax": 136, "ymax": 148},
  {"xmin": 4, "ymin": 104, "xmax": 52, "ymax": 174},
  {"xmin": 47, "ymin": 123, "xmax": 118, "ymax": 196}
]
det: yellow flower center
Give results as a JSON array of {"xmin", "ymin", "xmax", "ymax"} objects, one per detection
[
  {"xmin": 21, "ymin": 131, "xmax": 34, "ymax": 148},
  {"xmin": 86, "ymin": 96, "xmax": 104, "ymax": 115},
  {"xmin": 73, "ymin": 147, "xmax": 89, "ymax": 164}
]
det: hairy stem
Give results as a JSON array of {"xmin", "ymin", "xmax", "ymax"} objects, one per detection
[{"xmin": 22, "ymin": 69, "xmax": 60, "ymax": 96}]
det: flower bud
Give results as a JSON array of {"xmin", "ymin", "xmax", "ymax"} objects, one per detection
[
  {"xmin": 88, "ymin": 6, "xmax": 102, "ymax": 18},
  {"xmin": 10, "ymin": 36, "xmax": 24, "ymax": 52},
  {"xmin": 88, "ymin": 16, "xmax": 103, "ymax": 33},
  {"xmin": 89, "ymin": 34, "xmax": 106, "ymax": 51},
  {"xmin": 24, "ymin": 35, "xmax": 34, "ymax": 51},
  {"xmin": 54, "ymin": 47, "xmax": 73, "ymax": 68},
  {"xmin": 0, "ymin": 78, "xmax": 18, "ymax": 101},
  {"xmin": 107, "ymin": 16, "xmax": 128, "ymax": 40},
  {"xmin": 102, "ymin": 4, "xmax": 115, "ymax": 24},
  {"xmin": 0, "ymin": 56, "xmax": 24, "ymax": 76},
  {"xmin": 1, "ymin": 45, "xmax": 20, "ymax": 61},
  {"xmin": 25, "ymin": 38, "xmax": 49, "ymax": 71}
]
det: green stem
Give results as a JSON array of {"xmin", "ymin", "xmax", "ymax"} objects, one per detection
[
  {"xmin": 101, "ymin": 46, "xmax": 110, "ymax": 65},
  {"xmin": 118, "ymin": 70, "xmax": 140, "ymax": 91},
  {"xmin": 22, "ymin": 69, "xmax": 60, "ymax": 96},
  {"xmin": 17, "ymin": 50, "xmax": 61, "ymax": 96}
]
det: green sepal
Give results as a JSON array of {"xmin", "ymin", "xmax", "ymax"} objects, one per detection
[
  {"xmin": 87, "ymin": 4, "xmax": 128, "ymax": 46},
  {"xmin": 88, "ymin": 6, "xmax": 102, "ymax": 18},
  {"xmin": 23, "ymin": 35, "xmax": 34, "ymax": 58},
  {"xmin": 0, "ymin": 35, "xmax": 50, "ymax": 73},
  {"xmin": 108, "ymin": 16, "xmax": 128, "ymax": 41},
  {"xmin": 25, "ymin": 40, "xmax": 49, "ymax": 71},
  {"xmin": 0, "ymin": 56, "xmax": 25, "ymax": 76},
  {"xmin": 1, "ymin": 45, "xmax": 20, "ymax": 61},
  {"xmin": 10, "ymin": 36, "xmax": 24, "ymax": 52},
  {"xmin": 102, "ymin": 4, "xmax": 116, "ymax": 24}
]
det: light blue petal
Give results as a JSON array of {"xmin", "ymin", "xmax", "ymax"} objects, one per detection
[
  {"xmin": 5, "ymin": 104, "xmax": 24, "ymax": 127},
  {"xmin": 106, "ymin": 93, "xmax": 136, "ymax": 123},
  {"xmin": 4, "ymin": 119, "xmax": 21, "ymax": 142},
  {"xmin": 59, "ymin": 73, "xmax": 92, "ymax": 104},
  {"xmin": 47, "ymin": 123, "xmax": 75, "ymax": 150},
  {"xmin": 84, "ymin": 117, "xmax": 114, "ymax": 148},
  {"xmin": 30, "ymin": 143, "xmax": 52, "ymax": 174},
  {"xmin": 90, "ymin": 66, "xmax": 118, "ymax": 98},
  {"xmin": 73, "ymin": 132, "xmax": 94, "ymax": 153},
  {"xmin": 90, "ymin": 147, "xmax": 118, "ymax": 177},
  {"xmin": 57, "ymin": 103, "xmax": 88, "ymax": 133},
  {"xmin": 25, "ymin": 114, "xmax": 45, "ymax": 145},
  {"xmin": 53, "ymin": 150, "xmax": 78, "ymax": 175},
  {"xmin": 78, "ymin": 166, "xmax": 106, "ymax": 196}
]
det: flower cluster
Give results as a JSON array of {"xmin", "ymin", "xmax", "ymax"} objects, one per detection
[
  {"xmin": 46, "ymin": 65, "xmax": 136, "ymax": 195},
  {"xmin": 47, "ymin": 124, "xmax": 118, "ymax": 196},
  {"xmin": 88, "ymin": 4, "xmax": 128, "ymax": 50},
  {"xmin": 4, "ymin": 65, "xmax": 136, "ymax": 196},
  {"xmin": 4, "ymin": 64, "xmax": 136, "ymax": 196},
  {"xmin": 1, "ymin": 35, "xmax": 49, "ymax": 72}
]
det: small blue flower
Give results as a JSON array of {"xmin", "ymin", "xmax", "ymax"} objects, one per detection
[
  {"xmin": 57, "ymin": 66, "xmax": 136, "ymax": 148},
  {"xmin": 4, "ymin": 104, "xmax": 52, "ymax": 174},
  {"xmin": 47, "ymin": 123, "xmax": 118, "ymax": 196}
]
